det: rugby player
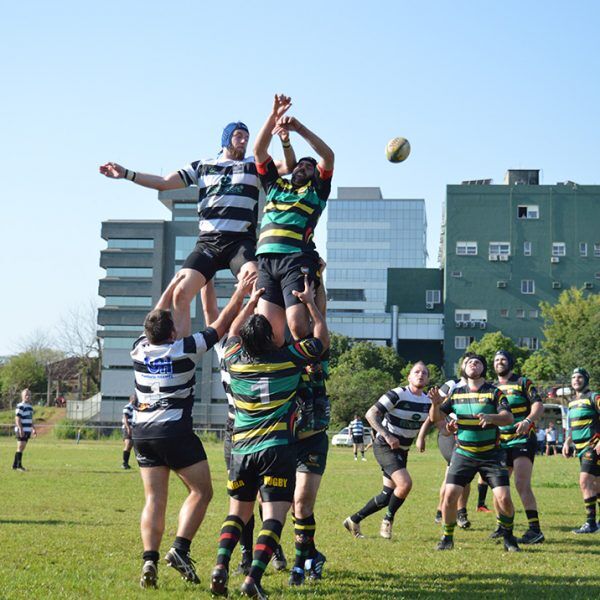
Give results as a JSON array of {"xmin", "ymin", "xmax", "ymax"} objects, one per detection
[
  {"xmin": 563, "ymin": 367, "xmax": 600, "ymax": 534},
  {"xmin": 210, "ymin": 275, "xmax": 328, "ymax": 600},
  {"xmin": 253, "ymin": 100, "xmax": 334, "ymax": 346},
  {"xmin": 349, "ymin": 415, "xmax": 366, "ymax": 461},
  {"xmin": 132, "ymin": 272, "xmax": 254, "ymax": 589},
  {"xmin": 492, "ymin": 350, "xmax": 545, "ymax": 544},
  {"xmin": 121, "ymin": 394, "xmax": 135, "ymax": 469},
  {"xmin": 99, "ymin": 101, "xmax": 295, "ymax": 338},
  {"xmin": 429, "ymin": 355, "xmax": 521, "ymax": 552},
  {"xmin": 12, "ymin": 388, "xmax": 36, "ymax": 471},
  {"xmin": 343, "ymin": 362, "xmax": 432, "ymax": 540}
]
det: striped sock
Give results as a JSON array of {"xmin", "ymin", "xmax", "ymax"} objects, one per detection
[
  {"xmin": 498, "ymin": 512, "xmax": 514, "ymax": 535},
  {"xmin": 443, "ymin": 522, "xmax": 456, "ymax": 540},
  {"xmin": 584, "ymin": 495, "xmax": 597, "ymax": 526},
  {"xmin": 216, "ymin": 514, "xmax": 244, "ymax": 570},
  {"xmin": 525, "ymin": 509, "xmax": 541, "ymax": 532},
  {"xmin": 249, "ymin": 519, "xmax": 283, "ymax": 586},
  {"xmin": 293, "ymin": 515, "xmax": 315, "ymax": 570},
  {"xmin": 384, "ymin": 494, "xmax": 406, "ymax": 522}
]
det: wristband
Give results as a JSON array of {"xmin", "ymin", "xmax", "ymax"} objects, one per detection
[
  {"xmin": 524, "ymin": 417, "xmax": 532, "ymax": 425},
  {"xmin": 124, "ymin": 169, "xmax": 137, "ymax": 182},
  {"xmin": 282, "ymin": 142, "xmax": 291, "ymax": 149}
]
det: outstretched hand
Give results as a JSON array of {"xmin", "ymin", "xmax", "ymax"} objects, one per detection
[
  {"xmin": 249, "ymin": 283, "xmax": 265, "ymax": 304},
  {"xmin": 428, "ymin": 386, "xmax": 443, "ymax": 406},
  {"xmin": 272, "ymin": 94, "xmax": 292, "ymax": 120},
  {"xmin": 99, "ymin": 162, "xmax": 125, "ymax": 178},
  {"xmin": 291, "ymin": 275, "xmax": 315, "ymax": 305},
  {"xmin": 272, "ymin": 115, "xmax": 301, "ymax": 136},
  {"xmin": 236, "ymin": 271, "xmax": 258, "ymax": 295}
]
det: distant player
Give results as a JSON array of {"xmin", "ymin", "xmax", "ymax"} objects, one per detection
[
  {"xmin": 99, "ymin": 109, "xmax": 295, "ymax": 339},
  {"xmin": 492, "ymin": 350, "xmax": 545, "ymax": 544},
  {"xmin": 12, "ymin": 388, "xmax": 36, "ymax": 471},
  {"xmin": 429, "ymin": 355, "xmax": 521, "ymax": 552},
  {"xmin": 121, "ymin": 395, "xmax": 135, "ymax": 470},
  {"xmin": 563, "ymin": 368, "xmax": 600, "ymax": 534},
  {"xmin": 132, "ymin": 272, "xmax": 252, "ymax": 589},
  {"xmin": 253, "ymin": 96, "xmax": 334, "ymax": 346},
  {"xmin": 349, "ymin": 415, "xmax": 366, "ymax": 461},
  {"xmin": 343, "ymin": 363, "xmax": 432, "ymax": 540}
]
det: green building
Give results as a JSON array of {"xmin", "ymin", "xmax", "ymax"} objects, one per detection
[{"xmin": 442, "ymin": 169, "xmax": 600, "ymax": 373}]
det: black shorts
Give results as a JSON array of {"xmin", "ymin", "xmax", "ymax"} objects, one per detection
[
  {"xmin": 373, "ymin": 438, "xmax": 409, "ymax": 479},
  {"xmin": 122, "ymin": 430, "xmax": 132, "ymax": 441},
  {"xmin": 446, "ymin": 449, "xmax": 510, "ymax": 489},
  {"xmin": 15, "ymin": 432, "xmax": 31, "ymax": 442},
  {"xmin": 502, "ymin": 434, "xmax": 537, "ymax": 468},
  {"xmin": 134, "ymin": 433, "xmax": 207, "ymax": 470},
  {"xmin": 228, "ymin": 444, "xmax": 296, "ymax": 502},
  {"xmin": 579, "ymin": 447, "xmax": 600, "ymax": 476},
  {"xmin": 296, "ymin": 431, "xmax": 329, "ymax": 475},
  {"xmin": 352, "ymin": 435, "xmax": 364, "ymax": 445},
  {"xmin": 438, "ymin": 433, "xmax": 456, "ymax": 466},
  {"xmin": 183, "ymin": 236, "xmax": 256, "ymax": 280},
  {"xmin": 256, "ymin": 253, "xmax": 321, "ymax": 308}
]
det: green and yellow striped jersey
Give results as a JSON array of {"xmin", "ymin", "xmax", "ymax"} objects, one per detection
[
  {"xmin": 567, "ymin": 391, "xmax": 600, "ymax": 457},
  {"xmin": 224, "ymin": 335, "xmax": 324, "ymax": 455},
  {"xmin": 495, "ymin": 374, "xmax": 542, "ymax": 449},
  {"xmin": 440, "ymin": 382, "xmax": 510, "ymax": 459}
]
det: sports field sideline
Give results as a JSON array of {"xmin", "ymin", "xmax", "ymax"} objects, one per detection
[{"xmin": 1, "ymin": 437, "xmax": 598, "ymax": 599}]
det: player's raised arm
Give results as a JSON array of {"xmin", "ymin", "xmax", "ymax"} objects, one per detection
[
  {"xmin": 228, "ymin": 284, "xmax": 265, "ymax": 338},
  {"xmin": 292, "ymin": 275, "xmax": 329, "ymax": 350},
  {"xmin": 99, "ymin": 162, "xmax": 185, "ymax": 192},
  {"xmin": 273, "ymin": 116, "xmax": 334, "ymax": 171},
  {"xmin": 254, "ymin": 94, "xmax": 292, "ymax": 164}
]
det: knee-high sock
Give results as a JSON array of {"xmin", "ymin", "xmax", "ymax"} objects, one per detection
[
  {"xmin": 525, "ymin": 509, "xmax": 541, "ymax": 532},
  {"xmin": 477, "ymin": 483, "xmax": 488, "ymax": 507},
  {"xmin": 384, "ymin": 494, "xmax": 406, "ymax": 522},
  {"xmin": 497, "ymin": 512, "xmax": 514, "ymax": 536},
  {"xmin": 240, "ymin": 514, "xmax": 255, "ymax": 556},
  {"xmin": 216, "ymin": 515, "xmax": 244, "ymax": 570},
  {"xmin": 293, "ymin": 515, "xmax": 315, "ymax": 569},
  {"xmin": 585, "ymin": 495, "xmax": 597, "ymax": 526},
  {"xmin": 351, "ymin": 486, "xmax": 393, "ymax": 523},
  {"xmin": 249, "ymin": 519, "xmax": 283, "ymax": 586}
]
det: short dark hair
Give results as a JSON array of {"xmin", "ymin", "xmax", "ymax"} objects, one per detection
[
  {"xmin": 239, "ymin": 314, "xmax": 276, "ymax": 358},
  {"xmin": 144, "ymin": 309, "xmax": 175, "ymax": 344}
]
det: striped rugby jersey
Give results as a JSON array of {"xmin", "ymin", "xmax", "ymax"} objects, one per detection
[
  {"xmin": 224, "ymin": 335, "xmax": 324, "ymax": 455},
  {"xmin": 495, "ymin": 374, "xmax": 542, "ymax": 449},
  {"xmin": 349, "ymin": 419, "xmax": 365, "ymax": 437},
  {"xmin": 256, "ymin": 157, "xmax": 332, "ymax": 255},
  {"xmin": 177, "ymin": 157, "xmax": 259, "ymax": 239},
  {"xmin": 14, "ymin": 402, "xmax": 34, "ymax": 434},
  {"xmin": 440, "ymin": 382, "xmax": 510, "ymax": 459},
  {"xmin": 130, "ymin": 327, "xmax": 218, "ymax": 439},
  {"xmin": 375, "ymin": 386, "xmax": 430, "ymax": 450},
  {"xmin": 567, "ymin": 391, "xmax": 600, "ymax": 457},
  {"xmin": 297, "ymin": 354, "xmax": 331, "ymax": 440},
  {"xmin": 214, "ymin": 336, "xmax": 235, "ymax": 422},
  {"xmin": 122, "ymin": 402, "xmax": 135, "ymax": 429}
]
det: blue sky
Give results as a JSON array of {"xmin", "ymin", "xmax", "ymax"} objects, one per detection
[{"xmin": 1, "ymin": 1, "xmax": 599, "ymax": 355}]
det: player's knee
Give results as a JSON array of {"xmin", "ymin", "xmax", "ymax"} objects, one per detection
[{"xmin": 375, "ymin": 486, "xmax": 393, "ymax": 508}]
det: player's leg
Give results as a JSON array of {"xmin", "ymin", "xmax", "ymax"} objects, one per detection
[
  {"xmin": 438, "ymin": 483, "xmax": 463, "ymax": 549},
  {"xmin": 256, "ymin": 257, "xmax": 287, "ymax": 346},
  {"xmin": 457, "ymin": 482, "xmax": 471, "ymax": 529},
  {"xmin": 171, "ymin": 268, "xmax": 206, "ymax": 338},
  {"xmin": 345, "ymin": 474, "xmax": 392, "ymax": 538},
  {"xmin": 490, "ymin": 484, "xmax": 519, "ymax": 551},
  {"xmin": 380, "ymin": 467, "xmax": 412, "ymax": 539},
  {"xmin": 123, "ymin": 437, "xmax": 133, "ymax": 469},
  {"xmin": 573, "ymin": 461, "xmax": 599, "ymax": 533},
  {"xmin": 13, "ymin": 437, "xmax": 28, "ymax": 470},
  {"xmin": 513, "ymin": 444, "xmax": 544, "ymax": 543},
  {"xmin": 476, "ymin": 474, "xmax": 491, "ymax": 511}
]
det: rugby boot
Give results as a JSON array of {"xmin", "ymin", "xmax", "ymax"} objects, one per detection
[
  {"xmin": 435, "ymin": 536, "xmax": 454, "ymax": 550},
  {"xmin": 288, "ymin": 567, "xmax": 305, "ymax": 586},
  {"xmin": 518, "ymin": 529, "xmax": 545, "ymax": 544},
  {"xmin": 343, "ymin": 517, "xmax": 365, "ymax": 539},
  {"xmin": 306, "ymin": 551, "xmax": 326, "ymax": 581},
  {"xmin": 210, "ymin": 565, "xmax": 228, "ymax": 597},
  {"xmin": 270, "ymin": 545, "xmax": 287, "ymax": 571},
  {"xmin": 240, "ymin": 580, "xmax": 268, "ymax": 599},
  {"xmin": 140, "ymin": 560, "xmax": 158, "ymax": 589},
  {"xmin": 164, "ymin": 547, "xmax": 200, "ymax": 583},
  {"xmin": 573, "ymin": 521, "xmax": 599, "ymax": 534},
  {"xmin": 379, "ymin": 518, "xmax": 393, "ymax": 539},
  {"xmin": 503, "ymin": 534, "xmax": 521, "ymax": 552}
]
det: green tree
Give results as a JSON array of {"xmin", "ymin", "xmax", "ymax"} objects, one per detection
[
  {"xmin": 328, "ymin": 332, "xmax": 353, "ymax": 370},
  {"xmin": 329, "ymin": 367, "xmax": 395, "ymax": 426},
  {"xmin": 336, "ymin": 341, "xmax": 405, "ymax": 381},
  {"xmin": 521, "ymin": 352, "xmax": 555, "ymax": 383},
  {"xmin": 539, "ymin": 287, "xmax": 600, "ymax": 384},
  {"xmin": 0, "ymin": 352, "xmax": 47, "ymax": 408},
  {"xmin": 467, "ymin": 332, "xmax": 530, "ymax": 377},
  {"xmin": 399, "ymin": 362, "xmax": 445, "ymax": 387}
]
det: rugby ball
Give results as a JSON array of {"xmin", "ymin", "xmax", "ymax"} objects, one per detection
[{"xmin": 386, "ymin": 137, "xmax": 411, "ymax": 163}]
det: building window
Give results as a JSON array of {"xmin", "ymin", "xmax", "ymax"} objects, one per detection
[
  {"xmin": 426, "ymin": 290, "xmax": 441, "ymax": 304},
  {"xmin": 489, "ymin": 242, "xmax": 511, "ymax": 256},
  {"xmin": 102, "ymin": 325, "xmax": 143, "ymax": 332},
  {"xmin": 552, "ymin": 242, "xmax": 566, "ymax": 256},
  {"xmin": 518, "ymin": 337, "xmax": 539, "ymax": 350},
  {"xmin": 455, "ymin": 336, "xmax": 475, "ymax": 350},
  {"xmin": 327, "ymin": 289, "xmax": 366, "ymax": 301},
  {"xmin": 105, "ymin": 267, "xmax": 153, "ymax": 278},
  {"xmin": 105, "ymin": 296, "xmax": 152, "ymax": 307},
  {"xmin": 523, "ymin": 241, "xmax": 532, "ymax": 256},
  {"xmin": 520, "ymin": 280, "xmax": 535, "ymax": 294},
  {"xmin": 173, "ymin": 202, "xmax": 196, "ymax": 210},
  {"xmin": 175, "ymin": 236, "xmax": 198, "ymax": 261},
  {"xmin": 595, "ymin": 243, "xmax": 600, "ymax": 257},
  {"xmin": 529, "ymin": 309, "xmax": 539, "ymax": 318},
  {"xmin": 500, "ymin": 309, "xmax": 509, "ymax": 318},
  {"xmin": 102, "ymin": 337, "xmax": 138, "ymax": 349},
  {"xmin": 516, "ymin": 308, "xmax": 525, "ymax": 319},
  {"xmin": 451, "ymin": 271, "xmax": 463, "ymax": 278},
  {"xmin": 580, "ymin": 242, "xmax": 588, "ymax": 257},
  {"xmin": 456, "ymin": 241, "xmax": 478, "ymax": 256},
  {"xmin": 107, "ymin": 238, "xmax": 154, "ymax": 249},
  {"xmin": 517, "ymin": 205, "xmax": 539, "ymax": 219},
  {"xmin": 455, "ymin": 311, "xmax": 471, "ymax": 322}
]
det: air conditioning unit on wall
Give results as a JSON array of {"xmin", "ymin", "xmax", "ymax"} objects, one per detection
[
  {"xmin": 498, "ymin": 255, "xmax": 509, "ymax": 261},
  {"xmin": 551, "ymin": 257, "xmax": 560, "ymax": 264}
]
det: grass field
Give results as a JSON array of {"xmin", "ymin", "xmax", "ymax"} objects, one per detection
[{"xmin": 1, "ymin": 436, "xmax": 598, "ymax": 599}]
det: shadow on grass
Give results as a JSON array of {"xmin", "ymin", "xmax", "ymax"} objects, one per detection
[
  {"xmin": 0, "ymin": 519, "xmax": 84, "ymax": 526},
  {"xmin": 323, "ymin": 570, "xmax": 600, "ymax": 599}
]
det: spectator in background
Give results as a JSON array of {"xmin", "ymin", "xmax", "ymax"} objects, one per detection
[
  {"xmin": 536, "ymin": 427, "xmax": 546, "ymax": 455},
  {"xmin": 349, "ymin": 415, "xmax": 366, "ymax": 461},
  {"xmin": 122, "ymin": 395, "xmax": 135, "ymax": 470},
  {"xmin": 546, "ymin": 422, "xmax": 558, "ymax": 456},
  {"xmin": 13, "ymin": 388, "xmax": 36, "ymax": 471}
]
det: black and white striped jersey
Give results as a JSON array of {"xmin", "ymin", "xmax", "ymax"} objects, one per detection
[
  {"xmin": 375, "ymin": 386, "xmax": 431, "ymax": 450},
  {"xmin": 122, "ymin": 402, "xmax": 134, "ymax": 429},
  {"xmin": 349, "ymin": 419, "xmax": 364, "ymax": 437},
  {"xmin": 130, "ymin": 328, "xmax": 218, "ymax": 439},
  {"xmin": 14, "ymin": 402, "xmax": 34, "ymax": 434},
  {"xmin": 177, "ymin": 157, "xmax": 260, "ymax": 240},
  {"xmin": 214, "ymin": 336, "xmax": 235, "ymax": 422}
]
